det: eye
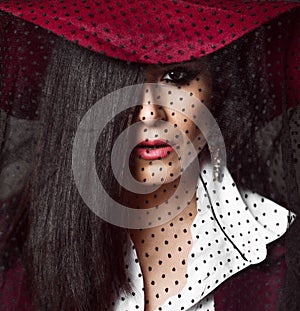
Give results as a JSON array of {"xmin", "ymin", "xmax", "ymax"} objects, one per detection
[{"xmin": 161, "ymin": 67, "xmax": 198, "ymax": 85}]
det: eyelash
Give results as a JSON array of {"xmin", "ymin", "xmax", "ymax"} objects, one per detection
[{"xmin": 161, "ymin": 67, "xmax": 198, "ymax": 85}]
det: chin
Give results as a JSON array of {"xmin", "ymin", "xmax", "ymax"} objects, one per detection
[{"xmin": 130, "ymin": 161, "xmax": 182, "ymax": 186}]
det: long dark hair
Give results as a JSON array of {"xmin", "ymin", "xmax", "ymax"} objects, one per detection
[
  {"xmin": 1, "ymin": 36, "xmax": 143, "ymax": 310},
  {"xmin": 1, "ymin": 24, "xmax": 286, "ymax": 310}
]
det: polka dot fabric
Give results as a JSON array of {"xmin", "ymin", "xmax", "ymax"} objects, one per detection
[
  {"xmin": 0, "ymin": 0, "xmax": 299, "ymax": 64},
  {"xmin": 0, "ymin": 12, "xmax": 56, "ymax": 120},
  {"xmin": 0, "ymin": 260, "xmax": 33, "ymax": 311},
  {"xmin": 112, "ymin": 160, "xmax": 290, "ymax": 310},
  {"xmin": 214, "ymin": 239, "xmax": 287, "ymax": 311},
  {"xmin": 1, "ymin": 1, "xmax": 300, "ymax": 119},
  {"xmin": 0, "ymin": 1, "xmax": 299, "ymax": 311}
]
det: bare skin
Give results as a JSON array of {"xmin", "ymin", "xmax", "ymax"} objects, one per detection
[
  {"xmin": 125, "ymin": 60, "xmax": 211, "ymax": 310},
  {"xmin": 129, "ymin": 195, "xmax": 197, "ymax": 311}
]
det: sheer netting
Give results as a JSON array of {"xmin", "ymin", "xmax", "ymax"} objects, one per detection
[{"xmin": 0, "ymin": 1, "xmax": 299, "ymax": 311}]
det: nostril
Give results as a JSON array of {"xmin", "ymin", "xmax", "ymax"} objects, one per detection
[{"xmin": 138, "ymin": 101, "xmax": 167, "ymax": 123}]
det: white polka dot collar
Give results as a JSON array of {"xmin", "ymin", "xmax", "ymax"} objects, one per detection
[{"xmin": 112, "ymin": 162, "xmax": 291, "ymax": 311}]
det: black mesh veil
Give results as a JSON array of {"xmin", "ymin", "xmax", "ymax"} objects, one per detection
[{"xmin": 0, "ymin": 4, "xmax": 299, "ymax": 311}]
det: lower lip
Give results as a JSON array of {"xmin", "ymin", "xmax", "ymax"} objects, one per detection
[{"xmin": 134, "ymin": 146, "xmax": 174, "ymax": 160}]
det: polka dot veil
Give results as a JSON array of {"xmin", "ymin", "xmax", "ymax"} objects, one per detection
[{"xmin": 0, "ymin": 1, "xmax": 300, "ymax": 311}]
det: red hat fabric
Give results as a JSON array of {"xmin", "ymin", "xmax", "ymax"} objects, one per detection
[
  {"xmin": 0, "ymin": 0, "xmax": 300, "ymax": 64},
  {"xmin": 1, "ymin": 1, "xmax": 300, "ymax": 120},
  {"xmin": 1, "ymin": 2, "xmax": 300, "ymax": 311}
]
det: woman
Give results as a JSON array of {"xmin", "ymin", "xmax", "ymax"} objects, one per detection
[{"xmin": 0, "ymin": 1, "xmax": 300, "ymax": 310}]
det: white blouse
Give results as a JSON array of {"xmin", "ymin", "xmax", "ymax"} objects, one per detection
[{"xmin": 112, "ymin": 161, "xmax": 292, "ymax": 311}]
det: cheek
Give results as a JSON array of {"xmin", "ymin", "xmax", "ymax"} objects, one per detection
[
  {"xmin": 186, "ymin": 76, "xmax": 212, "ymax": 108},
  {"xmin": 173, "ymin": 77, "xmax": 211, "ymax": 147},
  {"xmin": 168, "ymin": 112, "xmax": 191, "ymax": 133},
  {"xmin": 166, "ymin": 111, "xmax": 205, "ymax": 149}
]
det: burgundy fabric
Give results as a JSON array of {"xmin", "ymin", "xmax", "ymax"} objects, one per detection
[
  {"xmin": 0, "ymin": 1, "xmax": 299, "ymax": 310},
  {"xmin": 0, "ymin": 1, "xmax": 300, "ymax": 120},
  {"xmin": 264, "ymin": 10, "xmax": 300, "ymax": 116},
  {"xmin": 0, "ymin": 198, "xmax": 33, "ymax": 310},
  {"xmin": 0, "ymin": 239, "xmax": 287, "ymax": 310},
  {"xmin": 0, "ymin": 0, "xmax": 299, "ymax": 64},
  {"xmin": 286, "ymin": 16, "xmax": 300, "ymax": 108},
  {"xmin": 0, "ymin": 262, "xmax": 33, "ymax": 311},
  {"xmin": 0, "ymin": 14, "xmax": 55, "ymax": 120},
  {"xmin": 214, "ymin": 238, "xmax": 286, "ymax": 311}
]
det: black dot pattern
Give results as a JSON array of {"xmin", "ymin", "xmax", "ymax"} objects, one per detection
[
  {"xmin": 0, "ymin": 1, "xmax": 299, "ymax": 64},
  {"xmin": 0, "ymin": 114, "xmax": 38, "ymax": 201},
  {"xmin": 0, "ymin": 2, "xmax": 299, "ymax": 311},
  {"xmin": 112, "ymin": 159, "xmax": 290, "ymax": 310},
  {"xmin": 0, "ymin": 12, "xmax": 56, "ymax": 119}
]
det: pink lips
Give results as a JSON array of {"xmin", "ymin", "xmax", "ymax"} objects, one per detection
[{"xmin": 134, "ymin": 139, "xmax": 174, "ymax": 160}]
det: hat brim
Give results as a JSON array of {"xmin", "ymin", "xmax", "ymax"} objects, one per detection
[{"xmin": 1, "ymin": 0, "xmax": 300, "ymax": 64}]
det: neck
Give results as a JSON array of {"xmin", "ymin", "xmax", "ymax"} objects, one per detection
[{"xmin": 128, "ymin": 189, "xmax": 198, "ymax": 311}]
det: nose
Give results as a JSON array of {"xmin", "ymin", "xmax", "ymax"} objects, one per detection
[{"xmin": 137, "ymin": 84, "xmax": 167, "ymax": 125}]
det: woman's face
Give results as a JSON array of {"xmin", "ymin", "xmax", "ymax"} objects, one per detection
[{"xmin": 129, "ymin": 59, "xmax": 212, "ymax": 185}]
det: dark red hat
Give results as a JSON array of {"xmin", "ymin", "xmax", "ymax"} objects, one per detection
[
  {"xmin": 1, "ymin": 0, "xmax": 300, "ymax": 64},
  {"xmin": 1, "ymin": 1, "xmax": 299, "ymax": 120},
  {"xmin": 0, "ymin": 3, "xmax": 300, "ymax": 310}
]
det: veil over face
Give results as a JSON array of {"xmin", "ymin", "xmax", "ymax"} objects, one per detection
[{"xmin": 0, "ymin": 1, "xmax": 300, "ymax": 311}]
